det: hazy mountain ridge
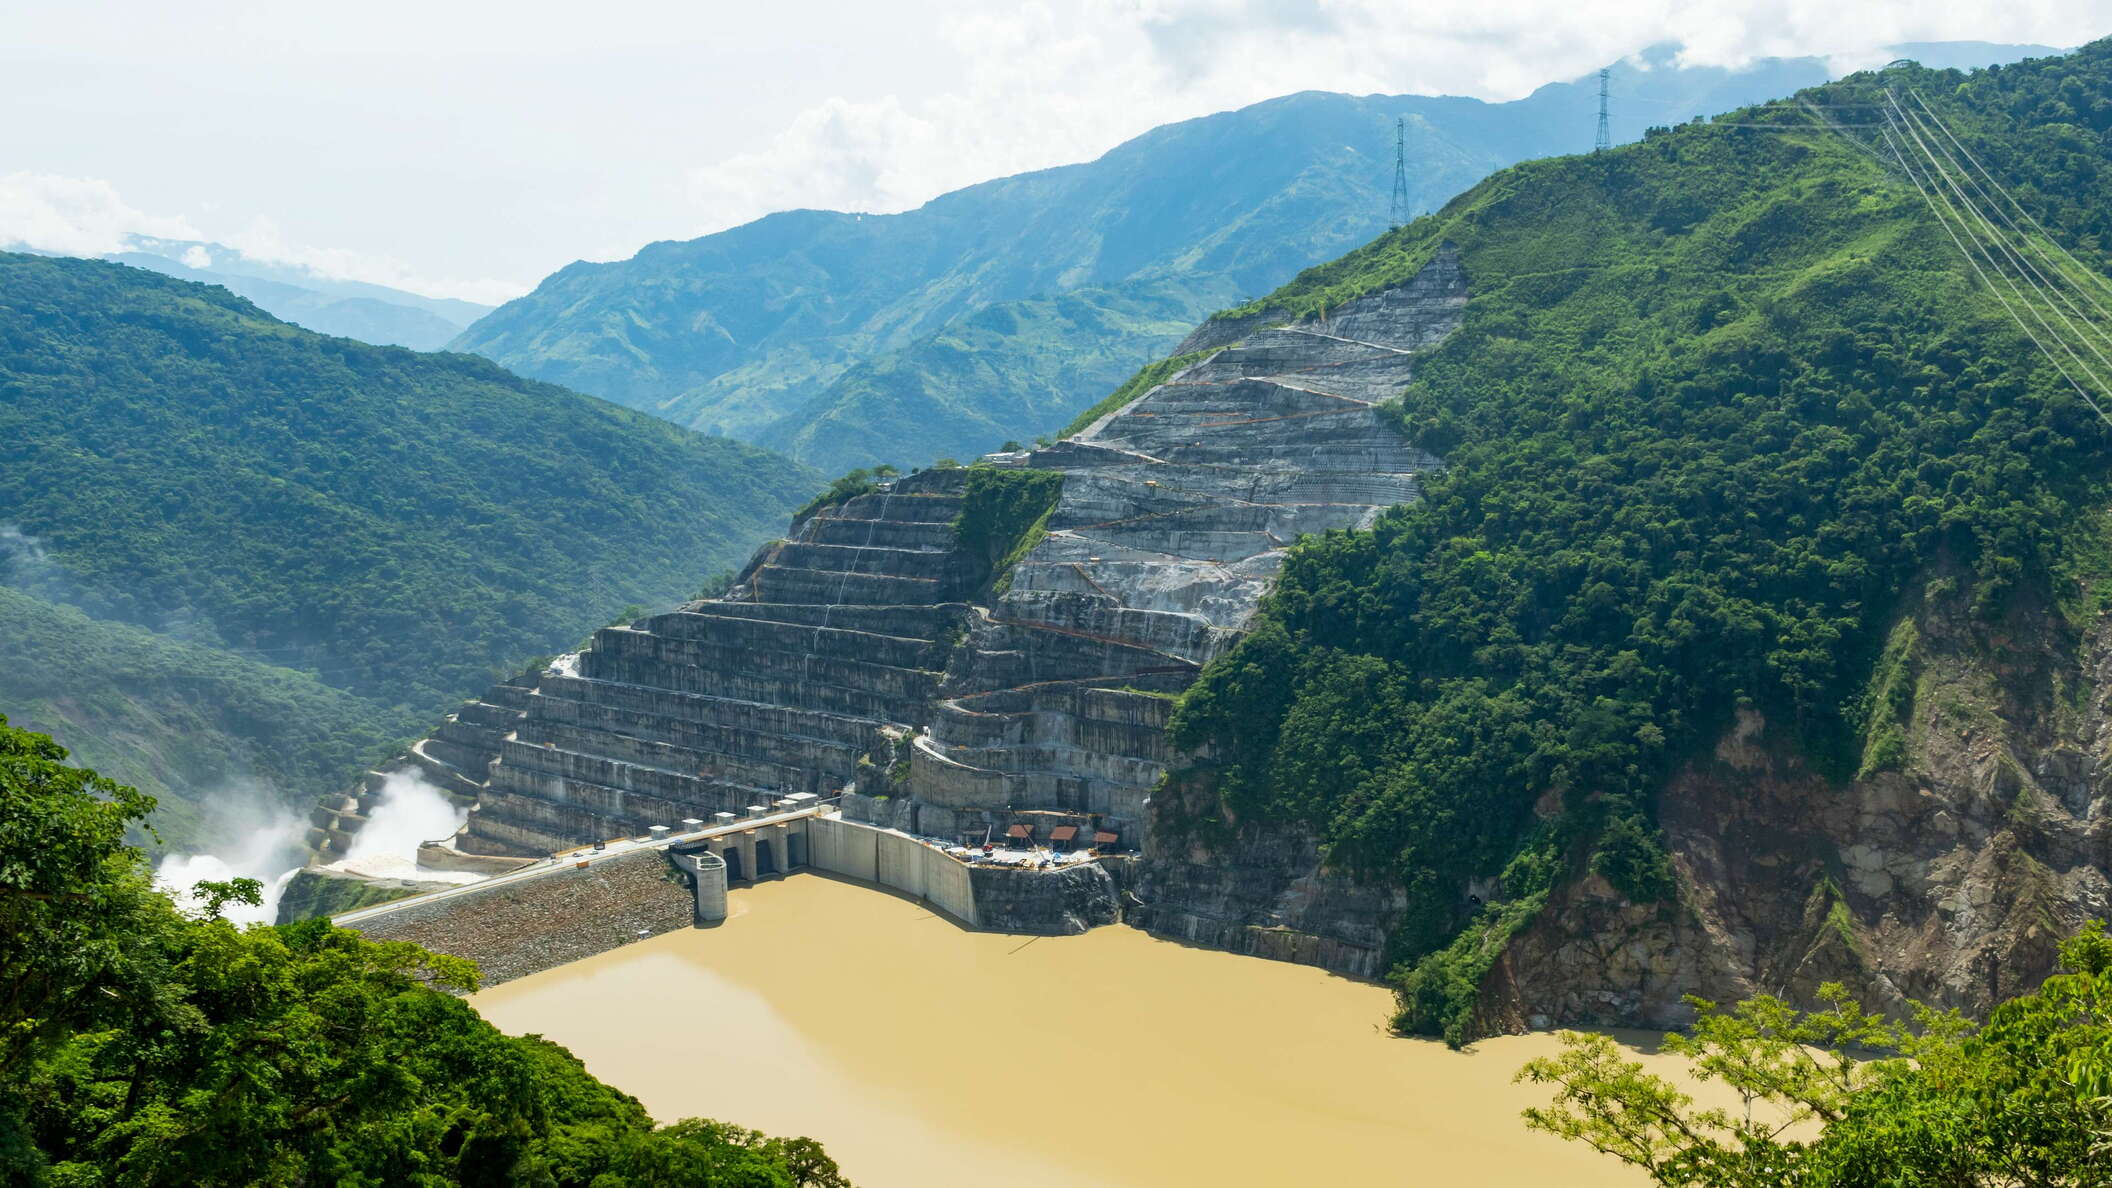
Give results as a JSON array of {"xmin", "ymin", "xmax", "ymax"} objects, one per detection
[
  {"xmin": 456, "ymin": 41, "xmax": 2057, "ymax": 474},
  {"xmin": 103, "ymin": 236, "xmax": 491, "ymax": 349}
]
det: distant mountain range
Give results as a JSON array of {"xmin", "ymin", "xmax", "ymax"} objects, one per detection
[
  {"xmin": 103, "ymin": 236, "xmax": 491, "ymax": 350},
  {"xmin": 454, "ymin": 40, "xmax": 2060, "ymax": 474},
  {"xmin": 0, "ymin": 253, "xmax": 811, "ymax": 844}
]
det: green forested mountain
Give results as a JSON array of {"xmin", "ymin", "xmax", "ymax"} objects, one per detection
[
  {"xmin": 456, "ymin": 43, "xmax": 2054, "ymax": 475},
  {"xmin": 0, "ymin": 254, "xmax": 814, "ymax": 842},
  {"xmin": 1164, "ymin": 42, "xmax": 2112, "ymax": 1038},
  {"xmin": 0, "ymin": 587, "xmax": 422, "ymax": 846}
]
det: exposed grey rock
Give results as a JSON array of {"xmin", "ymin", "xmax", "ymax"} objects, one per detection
[
  {"xmin": 315, "ymin": 253, "xmax": 1468, "ymax": 971},
  {"xmin": 969, "ymin": 861, "xmax": 1120, "ymax": 934},
  {"xmin": 907, "ymin": 248, "xmax": 1466, "ymax": 960}
]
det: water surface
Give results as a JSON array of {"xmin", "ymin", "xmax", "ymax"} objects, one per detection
[{"xmin": 474, "ymin": 874, "xmax": 1669, "ymax": 1186}]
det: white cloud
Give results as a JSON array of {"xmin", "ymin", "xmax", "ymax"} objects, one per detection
[
  {"xmin": 679, "ymin": 0, "xmax": 2100, "ymax": 236},
  {"xmin": 0, "ymin": 172, "xmax": 201, "ymax": 257},
  {"xmin": 0, "ymin": 172, "xmax": 521, "ymax": 304},
  {"xmin": 217, "ymin": 217, "xmax": 524, "ymax": 306}
]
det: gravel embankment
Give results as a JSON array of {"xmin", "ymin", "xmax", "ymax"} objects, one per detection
[{"xmin": 344, "ymin": 848, "xmax": 693, "ymax": 986}]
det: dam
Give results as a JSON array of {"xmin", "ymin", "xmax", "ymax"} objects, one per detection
[
  {"xmin": 321, "ymin": 247, "xmax": 1470, "ymax": 983},
  {"xmin": 299, "ymin": 248, "xmax": 1689, "ymax": 1184},
  {"xmin": 338, "ymin": 798, "xmax": 1117, "ymax": 982}
]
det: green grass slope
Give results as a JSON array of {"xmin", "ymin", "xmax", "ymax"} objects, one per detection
[{"xmin": 1163, "ymin": 43, "xmax": 2112, "ymax": 1039}]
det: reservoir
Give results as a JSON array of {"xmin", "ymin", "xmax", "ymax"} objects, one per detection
[{"xmin": 473, "ymin": 873, "xmax": 1664, "ymax": 1187}]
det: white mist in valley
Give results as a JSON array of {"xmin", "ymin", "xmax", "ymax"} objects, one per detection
[
  {"xmin": 156, "ymin": 770, "xmax": 480, "ymax": 926},
  {"xmin": 154, "ymin": 785, "xmax": 309, "ymax": 926},
  {"xmin": 323, "ymin": 769, "xmax": 481, "ymax": 885}
]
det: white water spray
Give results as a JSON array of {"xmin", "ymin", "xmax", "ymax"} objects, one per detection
[
  {"xmin": 324, "ymin": 770, "xmax": 480, "ymax": 884},
  {"xmin": 153, "ymin": 788, "xmax": 309, "ymax": 926}
]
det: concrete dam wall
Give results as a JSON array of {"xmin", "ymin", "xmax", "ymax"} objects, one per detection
[
  {"xmin": 322, "ymin": 249, "xmax": 1467, "ymax": 979},
  {"xmin": 345, "ymin": 811, "xmax": 1118, "ymax": 985}
]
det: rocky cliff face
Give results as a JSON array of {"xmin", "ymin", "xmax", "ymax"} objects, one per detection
[
  {"xmin": 908, "ymin": 246, "xmax": 1462, "ymax": 851},
  {"xmin": 1480, "ymin": 575, "xmax": 2112, "ymax": 1031}
]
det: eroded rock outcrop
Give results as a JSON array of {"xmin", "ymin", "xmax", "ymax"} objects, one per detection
[
  {"xmin": 1480, "ymin": 578, "xmax": 2112, "ymax": 1031},
  {"xmin": 908, "ymin": 246, "xmax": 1464, "ymax": 851}
]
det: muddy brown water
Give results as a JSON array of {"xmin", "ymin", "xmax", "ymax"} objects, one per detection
[{"xmin": 472, "ymin": 873, "xmax": 1681, "ymax": 1186}]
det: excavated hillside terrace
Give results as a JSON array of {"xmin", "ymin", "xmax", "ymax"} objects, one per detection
[{"xmin": 311, "ymin": 247, "xmax": 1467, "ymax": 970}]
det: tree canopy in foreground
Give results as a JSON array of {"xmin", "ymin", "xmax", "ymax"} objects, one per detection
[
  {"xmin": 0, "ymin": 713, "xmax": 847, "ymax": 1187},
  {"xmin": 1519, "ymin": 924, "xmax": 2112, "ymax": 1185}
]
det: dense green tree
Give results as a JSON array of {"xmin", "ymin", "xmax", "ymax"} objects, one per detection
[
  {"xmin": 0, "ymin": 714, "xmax": 847, "ymax": 1187},
  {"xmin": 1169, "ymin": 43, "xmax": 2112, "ymax": 1041},
  {"xmin": 953, "ymin": 468, "xmax": 1063, "ymax": 592},
  {"xmin": 1517, "ymin": 923, "xmax": 2112, "ymax": 1184}
]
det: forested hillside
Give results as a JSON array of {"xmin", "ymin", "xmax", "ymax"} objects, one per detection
[
  {"xmin": 1165, "ymin": 42, "xmax": 2112, "ymax": 1039},
  {"xmin": 0, "ymin": 716, "xmax": 846, "ymax": 1187},
  {"xmin": 457, "ymin": 45, "xmax": 2050, "ymax": 474},
  {"xmin": 0, "ymin": 588, "xmax": 423, "ymax": 845},
  {"xmin": 0, "ymin": 254, "xmax": 813, "ymax": 842}
]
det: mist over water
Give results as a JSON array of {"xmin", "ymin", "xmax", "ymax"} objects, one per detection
[{"xmin": 325, "ymin": 770, "xmax": 478, "ymax": 884}]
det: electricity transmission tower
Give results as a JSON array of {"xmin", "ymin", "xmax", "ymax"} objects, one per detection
[
  {"xmin": 1594, "ymin": 68, "xmax": 1612, "ymax": 152},
  {"xmin": 1389, "ymin": 116, "xmax": 1409, "ymax": 227}
]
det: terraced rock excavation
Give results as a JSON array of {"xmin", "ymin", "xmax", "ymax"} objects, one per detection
[{"xmin": 312, "ymin": 248, "xmax": 1467, "ymax": 970}]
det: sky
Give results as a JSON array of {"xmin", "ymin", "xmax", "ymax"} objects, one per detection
[{"xmin": 2, "ymin": 0, "xmax": 2107, "ymax": 304}]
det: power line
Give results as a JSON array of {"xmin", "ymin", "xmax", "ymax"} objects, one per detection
[
  {"xmin": 1877, "ymin": 103, "xmax": 2112, "ymax": 429},
  {"xmin": 1906, "ymin": 88, "xmax": 2112, "ymax": 320},
  {"xmin": 1894, "ymin": 96, "xmax": 2112, "ymax": 381},
  {"xmin": 1389, "ymin": 116, "xmax": 1409, "ymax": 228},
  {"xmin": 1887, "ymin": 93, "xmax": 2112, "ymax": 400},
  {"xmin": 1886, "ymin": 101, "xmax": 2106, "ymax": 400},
  {"xmin": 1594, "ymin": 69, "xmax": 1611, "ymax": 153}
]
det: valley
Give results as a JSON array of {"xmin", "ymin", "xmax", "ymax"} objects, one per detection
[
  {"xmin": 0, "ymin": 252, "xmax": 814, "ymax": 846},
  {"xmin": 6, "ymin": 22, "xmax": 2112, "ymax": 1187}
]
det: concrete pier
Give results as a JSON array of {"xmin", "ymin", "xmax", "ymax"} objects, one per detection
[{"xmin": 675, "ymin": 848, "xmax": 728, "ymax": 923}]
